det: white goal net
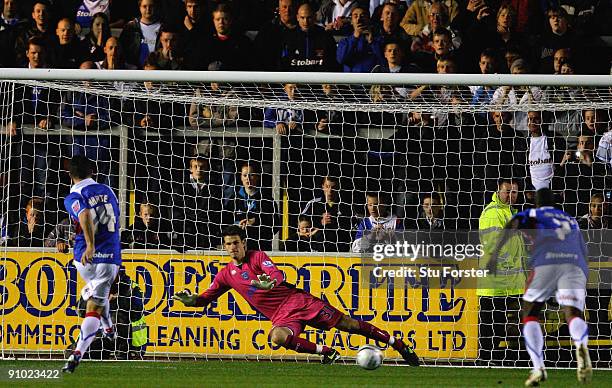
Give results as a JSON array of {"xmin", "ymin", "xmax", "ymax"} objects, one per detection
[{"xmin": 0, "ymin": 71, "xmax": 611, "ymax": 367}]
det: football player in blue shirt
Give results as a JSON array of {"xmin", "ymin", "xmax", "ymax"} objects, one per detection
[
  {"xmin": 63, "ymin": 155, "xmax": 121, "ymax": 373},
  {"xmin": 487, "ymin": 188, "xmax": 592, "ymax": 386}
]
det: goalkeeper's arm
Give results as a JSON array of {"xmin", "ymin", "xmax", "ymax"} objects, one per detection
[{"xmin": 172, "ymin": 272, "xmax": 231, "ymax": 307}]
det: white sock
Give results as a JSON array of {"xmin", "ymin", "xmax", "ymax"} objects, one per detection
[
  {"xmin": 75, "ymin": 314, "xmax": 101, "ymax": 355},
  {"xmin": 100, "ymin": 299, "xmax": 113, "ymax": 333},
  {"xmin": 523, "ymin": 320, "xmax": 545, "ymax": 370},
  {"xmin": 569, "ymin": 317, "xmax": 589, "ymax": 348}
]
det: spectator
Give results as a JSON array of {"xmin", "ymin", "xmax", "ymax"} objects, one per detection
[
  {"xmin": 300, "ymin": 176, "xmax": 353, "ymax": 252},
  {"xmin": 182, "ymin": 0, "xmax": 207, "ymax": 32},
  {"xmin": 264, "ymin": 83, "xmax": 304, "ymax": 135},
  {"xmin": 410, "ymin": 1, "xmax": 460, "ymax": 54},
  {"xmin": 95, "ymin": 36, "xmax": 136, "ymax": 70},
  {"xmin": 279, "ymin": 2, "xmax": 339, "ymax": 72},
  {"xmin": 254, "ymin": 0, "xmax": 297, "ymax": 71},
  {"xmin": 119, "ymin": 0, "xmax": 162, "ymax": 69},
  {"xmin": 54, "ymin": 18, "xmax": 87, "ymax": 68},
  {"xmin": 171, "ymin": 155, "xmax": 223, "ymax": 250},
  {"xmin": 14, "ymin": 0, "xmax": 56, "ymax": 67},
  {"xmin": 596, "ymin": 118, "xmax": 612, "ymax": 166},
  {"xmin": 197, "ymin": 3, "xmax": 253, "ymax": 71},
  {"xmin": 464, "ymin": 3, "xmax": 526, "ymax": 69},
  {"xmin": 281, "ymin": 215, "xmax": 322, "ymax": 252},
  {"xmin": 470, "ymin": 49, "xmax": 498, "ymax": 106},
  {"xmin": 8, "ymin": 197, "xmax": 48, "ymax": 247},
  {"xmin": 491, "ymin": 59, "xmax": 542, "ymax": 132},
  {"xmin": 121, "ymin": 202, "xmax": 172, "ymax": 249},
  {"xmin": 317, "ymin": 0, "xmax": 356, "ymax": 35},
  {"xmin": 579, "ymin": 193, "xmax": 610, "ymax": 229},
  {"xmin": 352, "ymin": 192, "xmax": 402, "ymax": 253},
  {"xmin": 372, "ymin": 41, "xmax": 420, "ymax": 76},
  {"xmin": 336, "ymin": 5, "xmax": 383, "ymax": 73},
  {"xmin": 551, "ymin": 47, "xmax": 572, "ymax": 74},
  {"xmin": 374, "ymin": 2, "xmax": 411, "ymax": 56},
  {"xmin": 400, "ymin": 0, "xmax": 459, "ymax": 36},
  {"xmin": 224, "ymin": 162, "xmax": 280, "ymax": 251},
  {"xmin": 555, "ymin": 132, "xmax": 608, "ymax": 216},
  {"xmin": 82, "ymin": 12, "xmax": 111, "ymax": 63},
  {"xmin": 502, "ymin": 44, "xmax": 522, "ymax": 73},
  {"xmin": 474, "ymin": 110, "xmax": 527, "ymax": 192},
  {"xmin": 145, "ymin": 25, "xmax": 183, "ymax": 70},
  {"xmin": 181, "ymin": 0, "xmax": 210, "ymax": 69},
  {"xmin": 536, "ymin": 7, "xmax": 578, "ymax": 75},
  {"xmin": 44, "ymin": 216, "xmax": 75, "ymax": 253},
  {"xmin": 0, "ymin": 0, "xmax": 27, "ymax": 67},
  {"xmin": 370, "ymin": 0, "xmax": 409, "ymax": 20},
  {"xmin": 478, "ymin": 178, "xmax": 525, "ymax": 363},
  {"xmin": 1, "ymin": 0, "xmax": 24, "ymax": 27},
  {"xmin": 527, "ymin": 110, "xmax": 564, "ymax": 191},
  {"xmin": 415, "ymin": 192, "xmax": 449, "ymax": 230},
  {"xmin": 75, "ymin": 0, "xmax": 111, "ymax": 29},
  {"xmin": 313, "ymin": 84, "xmax": 357, "ymax": 136},
  {"xmin": 413, "ymin": 27, "xmax": 453, "ymax": 72},
  {"xmin": 189, "ymin": 63, "xmax": 239, "ymax": 130}
]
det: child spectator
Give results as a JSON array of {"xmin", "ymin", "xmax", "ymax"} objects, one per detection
[
  {"xmin": 282, "ymin": 215, "xmax": 322, "ymax": 252},
  {"xmin": 121, "ymin": 202, "xmax": 172, "ymax": 249},
  {"xmin": 352, "ymin": 192, "xmax": 402, "ymax": 253},
  {"xmin": 264, "ymin": 83, "xmax": 304, "ymax": 135}
]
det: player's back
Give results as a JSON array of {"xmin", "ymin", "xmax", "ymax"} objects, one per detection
[
  {"xmin": 518, "ymin": 206, "xmax": 587, "ymax": 275},
  {"xmin": 65, "ymin": 179, "xmax": 121, "ymax": 265}
]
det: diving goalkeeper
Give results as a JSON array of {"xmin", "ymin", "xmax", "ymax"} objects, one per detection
[{"xmin": 173, "ymin": 225, "xmax": 420, "ymax": 365}]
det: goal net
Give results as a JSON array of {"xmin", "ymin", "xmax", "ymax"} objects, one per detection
[{"xmin": 0, "ymin": 71, "xmax": 611, "ymax": 367}]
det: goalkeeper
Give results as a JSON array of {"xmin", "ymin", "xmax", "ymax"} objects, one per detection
[{"xmin": 173, "ymin": 225, "xmax": 419, "ymax": 365}]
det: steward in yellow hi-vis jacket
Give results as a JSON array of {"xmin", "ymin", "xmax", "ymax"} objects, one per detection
[{"xmin": 478, "ymin": 179, "xmax": 527, "ymax": 364}]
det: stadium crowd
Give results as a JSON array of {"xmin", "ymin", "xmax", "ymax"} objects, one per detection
[{"xmin": 0, "ymin": 0, "xmax": 611, "ymax": 253}]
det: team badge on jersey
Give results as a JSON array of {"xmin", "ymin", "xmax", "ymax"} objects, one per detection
[
  {"xmin": 262, "ymin": 260, "xmax": 274, "ymax": 268},
  {"xmin": 231, "ymin": 270, "xmax": 237, "ymax": 275},
  {"xmin": 71, "ymin": 200, "xmax": 81, "ymax": 214},
  {"xmin": 241, "ymin": 271, "xmax": 249, "ymax": 280}
]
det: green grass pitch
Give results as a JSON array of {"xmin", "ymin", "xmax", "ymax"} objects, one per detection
[{"xmin": 2, "ymin": 360, "xmax": 611, "ymax": 387}]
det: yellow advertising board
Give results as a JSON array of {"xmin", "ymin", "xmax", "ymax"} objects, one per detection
[{"xmin": 0, "ymin": 251, "xmax": 478, "ymax": 359}]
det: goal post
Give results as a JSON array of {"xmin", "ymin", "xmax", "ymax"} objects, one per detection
[{"xmin": 0, "ymin": 70, "xmax": 611, "ymax": 367}]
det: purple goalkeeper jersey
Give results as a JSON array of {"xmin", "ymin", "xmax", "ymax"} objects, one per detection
[{"xmin": 196, "ymin": 251, "xmax": 302, "ymax": 320}]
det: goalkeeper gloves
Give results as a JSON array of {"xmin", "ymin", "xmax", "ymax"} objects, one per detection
[
  {"xmin": 251, "ymin": 274, "xmax": 277, "ymax": 290},
  {"xmin": 172, "ymin": 289, "xmax": 199, "ymax": 307}
]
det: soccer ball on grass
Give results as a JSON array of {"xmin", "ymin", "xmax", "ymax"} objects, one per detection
[{"xmin": 356, "ymin": 345, "xmax": 383, "ymax": 370}]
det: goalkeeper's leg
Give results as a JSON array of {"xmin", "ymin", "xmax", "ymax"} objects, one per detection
[
  {"xmin": 269, "ymin": 326, "xmax": 339, "ymax": 364},
  {"xmin": 334, "ymin": 315, "xmax": 420, "ymax": 366}
]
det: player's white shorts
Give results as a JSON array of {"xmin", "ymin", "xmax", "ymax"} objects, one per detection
[
  {"xmin": 523, "ymin": 263, "xmax": 587, "ymax": 310},
  {"xmin": 74, "ymin": 261, "xmax": 120, "ymax": 304}
]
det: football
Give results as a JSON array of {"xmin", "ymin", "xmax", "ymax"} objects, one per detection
[{"xmin": 356, "ymin": 345, "xmax": 383, "ymax": 370}]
